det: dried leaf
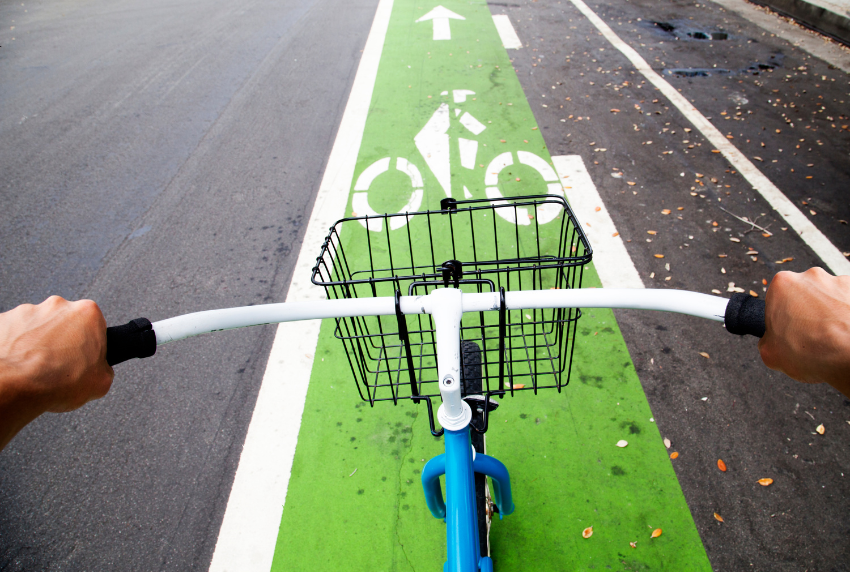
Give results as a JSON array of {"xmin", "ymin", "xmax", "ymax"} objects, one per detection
[
  {"xmin": 650, "ymin": 528, "xmax": 663, "ymax": 539},
  {"xmin": 654, "ymin": 254, "xmax": 664, "ymax": 258},
  {"xmin": 730, "ymin": 237, "xmax": 741, "ymax": 242},
  {"xmin": 717, "ymin": 459, "xmax": 727, "ymax": 472},
  {"xmin": 762, "ymin": 278, "xmax": 768, "ymax": 285},
  {"xmin": 816, "ymin": 424, "xmax": 825, "ymax": 435},
  {"xmin": 714, "ymin": 513, "xmax": 724, "ymax": 522},
  {"xmin": 630, "ymin": 541, "xmax": 637, "ymax": 548},
  {"xmin": 699, "ymin": 352, "xmax": 710, "ymax": 359},
  {"xmin": 670, "ymin": 452, "xmax": 679, "ymax": 459},
  {"xmin": 647, "ymin": 230, "xmax": 657, "ymax": 235},
  {"xmin": 747, "ymin": 250, "xmax": 759, "ymax": 255},
  {"xmin": 610, "ymin": 108, "xmax": 621, "ymax": 113},
  {"xmin": 595, "ymin": 206, "xmax": 602, "ymax": 212},
  {"xmin": 663, "ymin": 438, "xmax": 672, "ymax": 449},
  {"xmin": 758, "ymin": 478, "xmax": 774, "ymax": 486},
  {"xmin": 512, "ymin": 383, "xmax": 525, "ymax": 389},
  {"xmin": 696, "ymin": 173, "xmax": 704, "ymax": 178},
  {"xmin": 627, "ymin": 181, "xmax": 636, "ymax": 186},
  {"xmin": 718, "ymin": 254, "xmax": 727, "ymax": 258},
  {"xmin": 582, "ymin": 526, "xmax": 593, "ymax": 538},
  {"xmin": 661, "ymin": 209, "xmax": 671, "ymax": 215},
  {"xmin": 749, "ymin": 290, "xmax": 759, "ymax": 297},
  {"xmin": 617, "ymin": 440, "xmax": 629, "ymax": 448},
  {"xmin": 612, "ymin": 232, "xmax": 619, "ymax": 237}
]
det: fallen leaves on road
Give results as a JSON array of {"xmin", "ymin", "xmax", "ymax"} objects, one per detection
[
  {"xmin": 699, "ymin": 352, "xmax": 710, "ymax": 359},
  {"xmin": 714, "ymin": 513, "xmax": 724, "ymax": 523},
  {"xmin": 748, "ymin": 250, "xmax": 759, "ymax": 255},
  {"xmin": 728, "ymin": 282, "xmax": 745, "ymax": 293},
  {"xmin": 654, "ymin": 254, "xmax": 664, "ymax": 258},
  {"xmin": 651, "ymin": 529, "xmax": 663, "ymax": 539},
  {"xmin": 730, "ymin": 237, "xmax": 740, "ymax": 242},
  {"xmin": 627, "ymin": 181, "xmax": 636, "ymax": 186},
  {"xmin": 758, "ymin": 478, "xmax": 774, "ymax": 486},
  {"xmin": 647, "ymin": 230, "xmax": 657, "ymax": 235},
  {"xmin": 718, "ymin": 459, "xmax": 727, "ymax": 472},
  {"xmin": 582, "ymin": 526, "xmax": 593, "ymax": 539},
  {"xmin": 816, "ymin": 424, "xmax": 825, "ymax": 435},
  {"xmin": 775, "ymin": 257, "xmax": 794, "ymax": 264},
  {"xmin": 663, "ymin": 438, "xmax": 671, "ymax": 449},
  {"xmin": 670, "ymin": 452, "xmax": 679, "ymax": 459},
  {"xmin": 661, "ymin": 209, "xmax": 671, "ymax": 215},
  {"xmin": 610, "ymin": 108, "xmax": 621, "ymax": 113}
]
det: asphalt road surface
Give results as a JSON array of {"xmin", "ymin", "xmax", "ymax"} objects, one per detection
[
  {"xmin": 0, "ymin": 0, "xmax": 379, "ymax": 568},
  {"xmin": 1, "ymin": 0, "xmax": 848, "ymax": 570}
]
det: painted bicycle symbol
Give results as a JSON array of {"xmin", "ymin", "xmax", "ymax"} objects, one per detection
[{"xmin": 353, "ymin": 89, "xmax": 565, "ymax": 231}]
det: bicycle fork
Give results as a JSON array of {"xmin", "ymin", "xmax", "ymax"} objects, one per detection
[
  {"xmin": 419, "ymin": 288, "xmax": 516, "ymax": 572},
  {"xmin": 421, "ymin": 427, "xmax": 515, "ymax": 572}
]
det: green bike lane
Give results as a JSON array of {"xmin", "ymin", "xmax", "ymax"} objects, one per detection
[{"xmin": 270, "ymin": 0, "xmax": 711, "ymax": 569}]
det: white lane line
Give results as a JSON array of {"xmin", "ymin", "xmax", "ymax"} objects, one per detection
[
  {"xmin": 553, "ymin": 155, "xmax": 644, "ymax": 289},
  {"xmin": 207, "ymin": 0, "xmax": 394, "ymax": 569},
  {"xmin": 569, "ymin": 0, "xmax": 850, "ymax": 277},
  {"xmin": 492, "ymin": 15, "xmax": 523, "ymax": 49}
]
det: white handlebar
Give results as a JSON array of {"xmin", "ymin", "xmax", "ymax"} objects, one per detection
[{"xmin": 152, "ymin": 288, "xmax": 728, "ymax": 346}]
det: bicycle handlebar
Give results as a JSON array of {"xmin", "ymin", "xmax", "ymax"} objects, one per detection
[{"xmin": 105, "ymin": 289, "xmax": 765, "ymax": 365}]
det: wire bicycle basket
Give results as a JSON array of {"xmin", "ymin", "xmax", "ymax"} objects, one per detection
[{"xmin": 311, "ymin": 195, "xmax": 592, "ymax": 429}]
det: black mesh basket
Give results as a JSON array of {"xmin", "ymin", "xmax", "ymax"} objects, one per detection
[{"xmin": 311, "ymin": 195, "xmax": 592, "ymax": 418}]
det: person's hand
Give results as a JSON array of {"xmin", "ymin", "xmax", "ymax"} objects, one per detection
[
  {"xmin": 0, "ymin": 296, "xmax": 113, "ymax": 450},
  {"xmin": 759, "ymin": 268, "xmax": 850, "ymax": 398}
]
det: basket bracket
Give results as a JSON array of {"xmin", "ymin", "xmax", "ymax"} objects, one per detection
[{"xmin": 441, "ymin": 260, "xmax": 463, "ymax": 288}]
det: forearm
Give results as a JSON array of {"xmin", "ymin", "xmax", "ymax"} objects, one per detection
[{"xmin": 0, "ymin": 368, "xmax": 46, "ymax": 451}]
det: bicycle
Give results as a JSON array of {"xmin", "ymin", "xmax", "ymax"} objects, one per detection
[{"xmin": 106, "ymin": 195, "xmax": 765, "ymax": 572}]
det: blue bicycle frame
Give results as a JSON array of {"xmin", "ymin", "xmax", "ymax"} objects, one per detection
[{"xmin": 421, "ymin": 425, "xmax": 515, "ymax": 572}]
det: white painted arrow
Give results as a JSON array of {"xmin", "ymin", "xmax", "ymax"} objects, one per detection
[{"xmin": 416, "ymin": 6, "xmax": 465, "ymax": 40}]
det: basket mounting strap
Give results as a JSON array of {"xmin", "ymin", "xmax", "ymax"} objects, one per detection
[{"xmin": 394, "ymin": 290, "xmax": 420, "ymax": 402}]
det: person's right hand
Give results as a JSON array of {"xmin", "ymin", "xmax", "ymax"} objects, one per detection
[
  {"xmin": 0, "ymin": 296, "xmax": 114, "ymax": 450},
  {"xmin": 759, "ymin": 267, "xmax": 850, "ymax": 398}
]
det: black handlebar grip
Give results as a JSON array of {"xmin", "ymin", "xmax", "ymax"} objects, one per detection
[
  {"xmin": 106, "ymin": 318, "xmax": 157, "ymax": 366},
  {"xmin": 724, "ymin": 293, "xmax": 766, "ymax": 338}
]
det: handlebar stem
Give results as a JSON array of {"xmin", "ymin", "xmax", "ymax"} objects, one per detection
[{"xmin": 427, "ymin": 288, "xmax": 472, "ymax": 431}]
